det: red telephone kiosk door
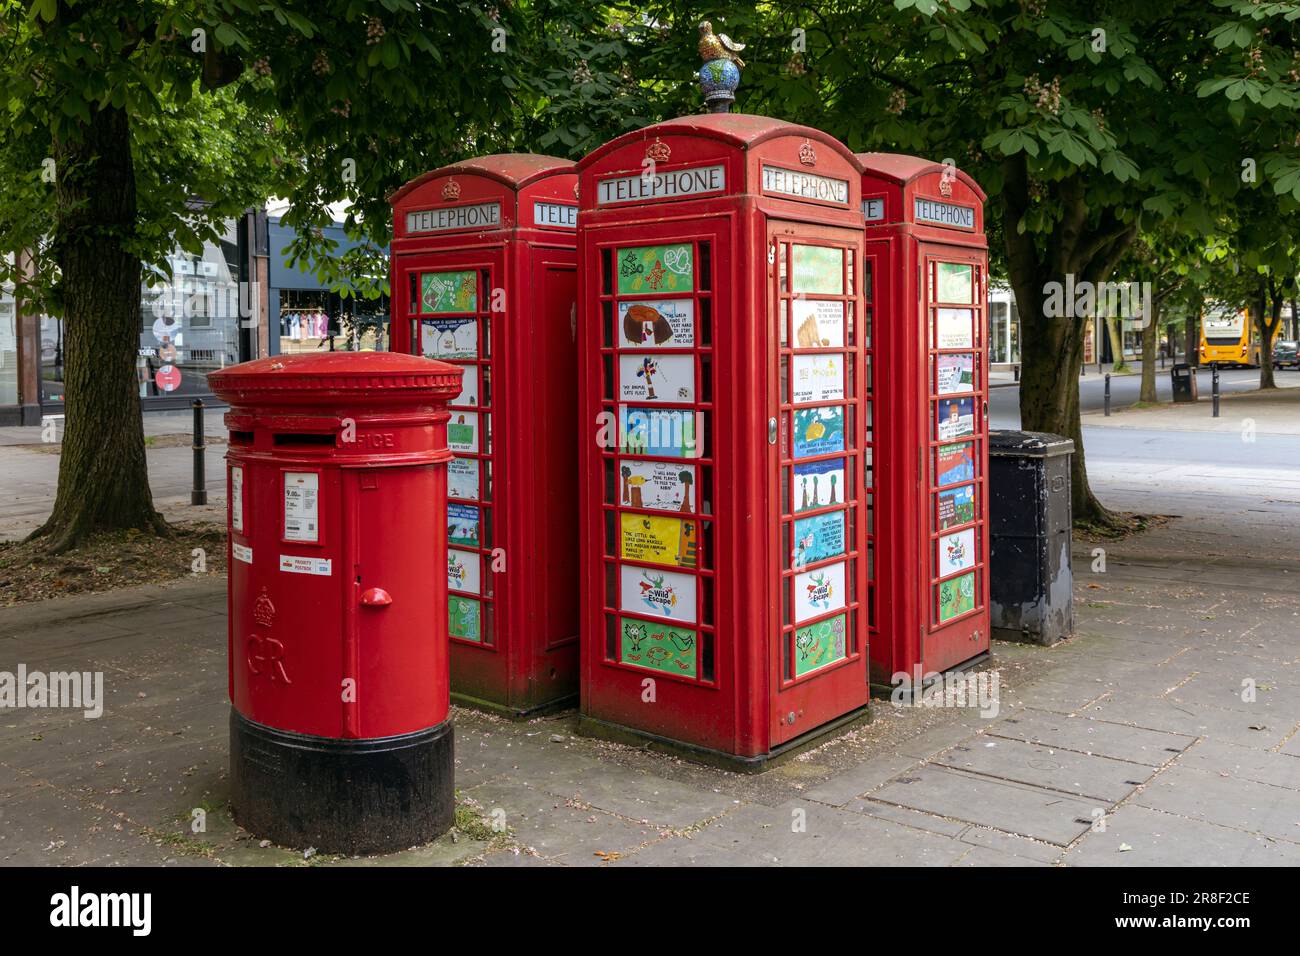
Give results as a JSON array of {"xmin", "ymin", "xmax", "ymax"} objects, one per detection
[
  {"xmin": 858, "ymin": 153, "xmax": 990, "ymax": 689},
  {"xmin": 577, "ymin": 115, "xmax": 871, "ymax": 767},
  {"xmin": 388, "ymin": 155, "xmax": 581, "ymax": 717}
]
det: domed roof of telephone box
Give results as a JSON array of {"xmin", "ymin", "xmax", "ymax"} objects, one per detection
[{"xmin": 389, "ymin": 153, "xmax": 574, "ymax": 204}]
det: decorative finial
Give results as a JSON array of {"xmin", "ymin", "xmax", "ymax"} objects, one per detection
[{"xmin": 697, "ymin": 20, "xmax": 744, "ymax": 114}]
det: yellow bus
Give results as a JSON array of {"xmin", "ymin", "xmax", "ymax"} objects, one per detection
[{"xmin": 1200, "ymin": 308, "xmax": 1277, "ymax": 367}]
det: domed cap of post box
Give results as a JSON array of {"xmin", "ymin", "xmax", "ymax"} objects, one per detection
[{"xmin": 209, "ymin": 352, "xmax": 464, "ymax": 409}]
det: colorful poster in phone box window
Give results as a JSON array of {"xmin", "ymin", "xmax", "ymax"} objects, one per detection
[
  {"xmin": 794, "ymin": 561, "xmax": 846, "ymax": 623},
  {"xmin": 619, "ymin": 617, "xmax": 697, "ymax": 678},
  {"xmin": 620, "ymin": 406, "xmax": 697, "ymax": 458},
  {"xmin": 448, "ymin": 411, "xmax": 479, "ymax": 452},
  {"xmin": 936, "ymin": 262, "xmax": 973, "ymax": 303},
  {"xmin": 619, "ymin": 354, "xmax": 695, "ymax": 403},
  {"xmin": 421, "ymin": 318, "xmax": 477, "ymax": 359},
  {"xmin": 620, "ymin": 566, "xmax": 697, "ymax": 623},
  {"xmin": 620, "ymin": 513, "xmax": 697, "ymax": 569},
  {"xmin": 936, "ymin": 441, "xmax": 974, "ymax": 486},
  {"xmin": 937, "ymin": 571, "xmax": 976, "ymax": 622},
  {"xmin": 937, "ymin": 396, "xmax": 975, "ymax": 441},
  {"xmin": 620, "ymin": 461, "xmax": 695, "ymax": 512},
  {"xmin": 793, "ymin": 457, "xmax": 845, "ymax": 512},
  {"xmin": 422, "ymin": 271, "xmax": 477, "ymax": 313},
  {"xmin": 937, "ymin": 527, "xmax": 976, "ymax": 576},
  {"xmin": 794, "ymin": 613, "xmax": 847, "ymax": 677},
  {"xmin": 791, "ymin": 245, "xmax": 844, "ymax": 295},
  {"xmin": 793, "ymin": 511, "xmax": 845, "ymax": 568},
  {"xmin": 618, "ymin": 299, "xmax": 694, "ymax": 348},
  {"xmin": 937, "ymin": 354, "xmax": 973, "ymax": 394},
  {"xmin": 448, "ymin": 457, "xmax": 480, "ymax": 500},
  {"xmin": 936, "ymin": 308, "xmax": 973, "ymax": 349},
  {"xmin": 937, "ymin": 483, "xmax": 974, "ymax": 530},
  {"xmin": 792, "ymin": 406, "xmax": 845, "ymax": 458},
  {"xmin": 791, "ymin": 353, "xmax": 845, "ymax": 403},
  {"xmin": 792, "ymin": 299, "xmax": 845, "ymax": 349},
  {"xmin": 447, "ymin": 548, "xmax": 481, "ymax": 594},
  {"xmin": 449, "ymin": 596, "xmax": 482, "ymax": 642},
  {"xmin": 617, "ymin": 245, "xmax": 693, "ymax": 295},
  {"xmin": 447, "ymin": 503, "xmax": 480, "ymax": 548}
]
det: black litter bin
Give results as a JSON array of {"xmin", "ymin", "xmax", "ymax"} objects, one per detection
[
  {"xmin": 988, "ymin": 431, "xmax": 1075, "ymax": 646},
  {"xmin": 1171, "ymin": 363, "xmax": 1198, "ymax": 403}
]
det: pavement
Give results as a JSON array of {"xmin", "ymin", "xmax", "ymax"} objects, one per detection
[{"xmin": 1, "ymin": 399, "xmax": 1298, "ymax": 867}]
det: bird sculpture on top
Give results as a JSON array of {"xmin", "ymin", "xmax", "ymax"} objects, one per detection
[{"xmin": 698, "ymin": 20, "xmax": 745, "ymax": 68}]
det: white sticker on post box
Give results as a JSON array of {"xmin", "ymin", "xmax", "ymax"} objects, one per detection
[
  {"xmin": 232, "ymin": 543, "xmax": 253, "ymax": 564},
  {"xmin": 279, "ymin": 554, "xmax": 332, "ymax": 576},
  {"xmin": 231, "ymin": 466, "xmax": 244, "ymax": 533},
  {"xmin": 283, "ymin": 472, "xmax": 320, "ymax": 542}
]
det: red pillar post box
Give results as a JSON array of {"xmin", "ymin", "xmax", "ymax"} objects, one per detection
[
  {"xmin": 576, "ymin": 117, "xmax": 873, "ymax": 769},
  {"xmin": 388, "ymin": 155, "xmax": 580, "ymax": 717},
  {"xmin": 209, "ymin": 352, "xmax": 463, "ymax": 854},
  {"xmin": 857, "ymin": 153, "xmax": 991, "ymax": 694}
]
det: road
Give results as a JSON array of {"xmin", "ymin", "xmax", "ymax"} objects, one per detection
[{"xmin": 989, "ymin": 365, "xmax": 1289, "ymax": 425}]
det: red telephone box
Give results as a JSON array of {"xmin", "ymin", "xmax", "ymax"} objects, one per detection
[
  {"xmin": 858, "ymin": 153, "xmax": 991, "ymax": 693},
  {"xmin": 576, "ymin": 116, "xmax": 872, "ymax": 768},
  {"xmin": 389, "ymin": 155, "xmax": 580, "ymax": 717}
]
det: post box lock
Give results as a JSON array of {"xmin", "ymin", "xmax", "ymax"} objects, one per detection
[{"xmin": 360, "ymin": 587, "xmax": 393, "ymax": 608}]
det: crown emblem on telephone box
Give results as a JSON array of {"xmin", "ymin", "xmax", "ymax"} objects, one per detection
[
  {"xmin": 441, "ymin": 179, "xmax": 462, "ymax": 201},
  {"xmin": 799, "ymin": 140, "xmax": 817, "ymax": 166},
  {"xmin": 645, "ymin": 137, "xmax": 671, "ymax": 164}
]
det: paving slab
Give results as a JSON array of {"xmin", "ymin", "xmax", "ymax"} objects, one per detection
[
  {"xmin": 459, "ymin": 778, "xmax": 664, "ymax": 866},
  {"xmin": 951, "ymin": 844, "xmax": 1053, "ymax": 867},
  {"xmin": 1062, "ymin": 804, "xmax": 1300, "ymax": 867},
  {"xmin": 933, "ymin": 736, "xmax": 1153, "ymax": 803},
  {"xmin": 1173, "ymin": 738, "xmax": 1300, "ymax": 790},
  {"xmin": 867, "ymin": 765, "xmax": 1102, "ymax": 845},
  {"xmin": 802, "ymin": 752, "xmax": 923, "ymax": 807},
  {"xmin": 988, "ymin": 709, "xmax": 1194, "ymax": 766},
  {"xmin": 1135, "ymin": 765, "xmax": 1300, "ymax": 844},
  {"xmin": 688, "ymin": 800, "xmax": 972, "ymax": 866}
]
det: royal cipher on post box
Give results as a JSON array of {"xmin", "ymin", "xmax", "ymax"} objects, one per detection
[
  {"xmin": 388, "ymin": 155, "xmax": 580, "ymax": 717},
  {"xmin": 857, "ymin": 153, "xmax": 991, "ymax": 693},
  {"xmin": 209, "ymin": 352, "xmax": 463, "ymax": 855},
  {"xmin": 576, "ymin": 116, "xmax": 874, "ymax": 768}
]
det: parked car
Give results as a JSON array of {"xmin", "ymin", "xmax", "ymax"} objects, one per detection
[{"xmin": 1274, "ymin": 340, "xmax": 1299, "ymax": 369}]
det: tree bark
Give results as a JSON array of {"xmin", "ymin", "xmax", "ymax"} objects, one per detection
[
  {"xmin": 1139, "ymin": 296, "xmax": 1159, "ymax": 403},
  {"xmin": 1256, "ymin": 276, "xmax": 1277, "ymax": 390},
  {"xmin": 29, "ymin": 105, "xmax": 167, "ymax": 553}
]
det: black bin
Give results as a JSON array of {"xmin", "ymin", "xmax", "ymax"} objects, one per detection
[
  {"xmin": 988, "ymin": 430, "xmax": 1075, "ymax": 646},
  {"xmin": 1170, "ymin": 363, "xmax": 1198, "ymax": 403}
]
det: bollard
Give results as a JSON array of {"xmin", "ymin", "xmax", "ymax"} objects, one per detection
[
  {"xmin": 191, "ymin": 399, "xmax": 207, "ymax": 506},
  {"xmin": 1212, "ymin": 364, "xmax": 1220, "ymax": 418},
  {"xmin": 1104, "ymin": 373, "xmax": 1111, "ymax": 416}
]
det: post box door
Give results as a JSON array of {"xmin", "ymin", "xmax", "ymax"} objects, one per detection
[
  {"xmin": 350, "ymin": 464, "xmax": 447, "ymax": 739},
  {"xmin": 920, "ymin": 246, "xmax": 990, "ymax": 671},
  {"xmin": 394, "ymin": 250, "xmax": 504, "ymax": 652},
  {"xmin": 767, "ymin": 223, "xmax": 870, "ymax": 745}
]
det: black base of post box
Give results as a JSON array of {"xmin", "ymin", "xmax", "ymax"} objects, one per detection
[
  {"xmin": 988, "ymin": 430, "xmax": 1075, "ymax": 647},
  {"xmin": 230, "ymin": 709, "xmax": 454, "ymax": 855}
]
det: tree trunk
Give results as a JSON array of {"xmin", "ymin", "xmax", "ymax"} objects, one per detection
[
  {"xmin": 29, "ymin": 105, "xmax": 167, "ymax": 553},
  {"xmin": 1139, "ymin": 297, "xmax": 1159, "ymax": 403},
  {"xmin": 1104, "ymin": 315, "xmax": 1127, "ymax": 371},
  {"xmin": 1186, "ymin": 311, "xmax": 1200, "ymax": 366},
  {"xmin": 1256, "ymin": 279, "xmax": 1276, "ymax": 390}
]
